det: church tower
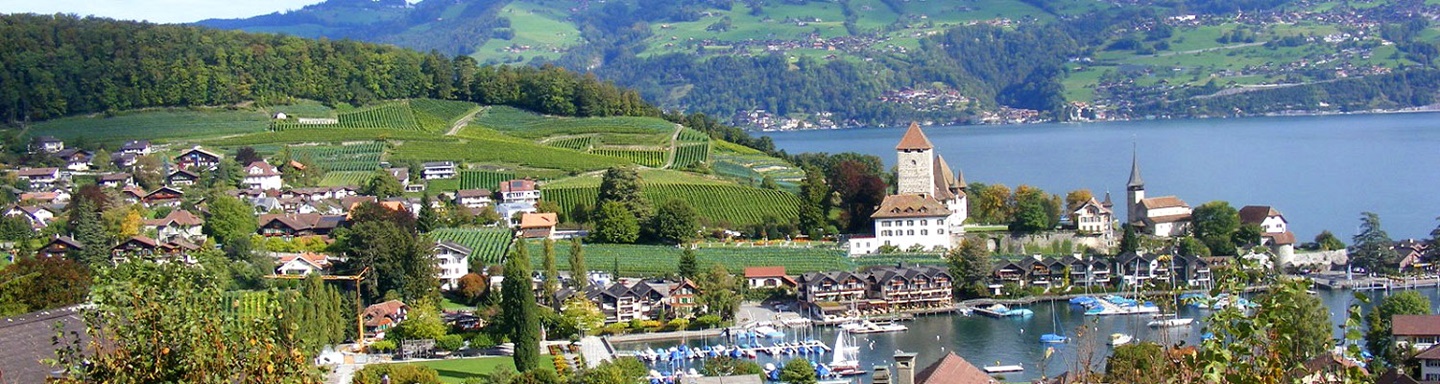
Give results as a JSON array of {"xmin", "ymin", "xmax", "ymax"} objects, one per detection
[
  {"xmin": 896, "ymin": 122, "xmax": 935, "ymax": 196},
  {"xmin": 1126, "ymin": 145, "xmax": 1146, "ymax": 224}
]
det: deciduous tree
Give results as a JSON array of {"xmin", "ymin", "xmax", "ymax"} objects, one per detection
[
  {"xmin": 568, "ymin": 238, "xmax": 588, "ymax": 292},
  {"xmin": 1192, "ymin": 201, "xmax": 1240, "ymax": 256},
  {"xmin": 946, "ymin": 239, "xmax": 991, "ymax": 298},
  {"xmin": 203, "ymin": 194, "xmax": 257, "ymax": 246},
  {"xmin": 797, "ymin": 166, "xmax": 829, "ymax": 237},
  {"xmin": 651, "ymin": 199, "xmax": 700, "ymax": 244},
  {"xmin": 779, "ymin": 358, "xmax": 817, "ymax": 384},
  {"xmin": 1366, "ymin": 290, "xmax": 1432, "ymax": 370},
  {"xmin": 0, "ymin": 256, "xmax": 91, "ymax": 316},
  {"xmin": 590, "ymin": 201, "xmax": 639, "ymax": 244}
]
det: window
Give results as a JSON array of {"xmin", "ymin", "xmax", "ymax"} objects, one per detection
[
  {"xmin": 882, "ymin": 221, "xmax": 891, "ymax": 227},
  {"xmin": 920, "ymin": 230, "xmax": 928, "ymax": 236},
  {"xmin": 937, "ymin": 229, "xmax": 944, "ymax": 234},
  {"xmin": 907, "ymin": 220, "xmax": 914, "ymax": 226},
  {"xmin": 938, "ymin": 219, "xmax": 944, "ymax": 226},
  {"xmin": 920, "ymin": 220, "xmax": 927, "ymax": 226},
  {"xmin": 907, "ymin": 230, "xmax": 914, "ymax": 236}
]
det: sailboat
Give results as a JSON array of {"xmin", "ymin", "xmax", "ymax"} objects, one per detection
[
  {"xmin": 828, "ymin": 329, "xmax": 866, "ymax": 376},
  {"xmin": 1148, "ymin": 255, "xmax": 1195, "ymax": 328},
  {"xmin": 1040, "ymin": 298, "xmax": 1068, "ymax": 343}
]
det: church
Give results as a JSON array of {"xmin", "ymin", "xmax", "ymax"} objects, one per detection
[
  {"xmin": 1126, "ymin": 147, "xmax": 1193, "ymax": 237},
  {"xmin": 848, "ymin": 123, "xmax": 968, "ymax": 255}
]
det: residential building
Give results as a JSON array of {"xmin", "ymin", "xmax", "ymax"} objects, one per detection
[
  {"xmin": 5, "ymin": 205, "xmax": 55, "ymax": 229},
  {"xmin": 1393, "ymin": 315, "xmax": 1440, "ymax": 352},
  {"xmin": 143, "ymin": 210, "xmax": 205, "ymax": 243},
  {"xmin": 55, "ymin": 149, "xmax": 93, "ymax": 171},
  {"xmin": 110, "ymin": 152, "xmax": 137, "ymax": 168},
  {"xmin": 385, "ymin": 168, "xmax": 410, "ymax": 189},
  {"xmin": 36, "ymin": 236, "xmax": 83, "ymax": 259},
  {"xmin": 851, "ymin": 123, "xmax": 966, "ymax": 255},
  {"xmin": 167, "ymin": 169, "xmax": 199, "ymax": 186},
  {"xmin": 1416, "ymin": 346, "xmax": 1440, "ymax": 381},
  {"xmin": 863, "ymin": 266, "xmax": 954, "ymax": 312},
  {"xmin": 422, "ymin": 161, "xmax": 457, "ymax": 180},
  {"xmin": 111, "ymin": 236, "xmax": 195, "ymax": 264},
  {"xmin": 31, "ymin": 136, "xmax": 63, "ymax": 153},
  {"xmin": 15, "ymin": 167, "xmax": 60, "ymax": 189},
  {"xmin": 274, "ymin": 252, "xmax": 332, "ymax": 275},
  {"xmin": 141, "ymin": 186, "xmax": 184, "ymax": 207},
  {"xmin": 454, "ymin": 189, "xmax": 493, "ymax": 208},
  {"xmin": 1291, "ymin": 353, "xmax": 1369, "ymax": 384},
  {"xmin": 0, "ymin": 305, "xmax": 86, "ymax": 384},
  {"xmin": 433, "ymin": 241, "xmax": 472, "ymax": 290},
  {"xmin": 97, "ymin": 172, "xmax": 133, "ymax": 188},
  {"xmin": 879, "ymin": 351, "xmax": 995, "ymax": 384},
  {"xmin": 497, "ymin": 202, "xmax": 537, "ymax": 227},
  {"xmin": 18, "ymin": 190, "xmax": 69, "ymax": 205},
  {"xmin": 744, "ymin": 266, "xmax": 796, "ymax": 289},
  {"xmin": 363, "ymin": 300, "xmax": 408, "ymax": 336},
  {"xmin": 1240, "ymin": 205, "xmax": 1297, "ymax": 258},
  {"xmin": 118, "ymin": 140, "xmax": 151, "ymax": 156},
  {"xmin": 518, "ymin": 212, "xmax": 557, "ymax": 239},
  {"xmin": 499, "ymin": 179, "xmax": 541, "ymax": 204},
  {"xmin": 257, "ymin": 213, "xmax": 346, "ymax": 237},
  {"xmin": 1126, "ymin": 148, "xmax": 1192, "ymax": 237},
  {"xmin": 243, "ymin": 161, "xmax": 283, "ymax": 190},
  {"xmin": 1395, "ymin": 240, "xmax": 1431, "ymax": 272},
  {"xmin": 796, "ymin": 271, "xmax": 869, "ymax": 319},
  {"xmin": 1071, "ymin": 196, "xmax": 1114, "ymax": 236},
  {"xmin": 586, "ymin": 279, "xmax": 699, "ymax": 323},
  {"xmin": 175, "ymin": 146, "xmax": 222, "ymax": 170}
]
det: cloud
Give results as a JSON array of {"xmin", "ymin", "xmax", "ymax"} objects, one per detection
[{"xmin": 0, "ymin": 0, "xmax": 325, "ymax": 24}]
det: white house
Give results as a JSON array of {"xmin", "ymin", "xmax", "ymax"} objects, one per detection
[
  {"xmin": 5, "ymin": 205, "xmax": 55, "ymax": 229},
  {"xmin": 274, "ymin": 252, "xmax": 332, "ymax": 275},
  {"xmin": 1417, "ymin": 345, "xmax": 1440, "ymax": 381},
  {"xmin": 744, "ymin": 266, "xmax": 796, "ymax": 289},
  {"xmin": 454, "ymin": 189, "xmax": 493, "ymax": 208},
  {"xmin": 854, "ymin": 195, "xmax": 953, "ymax": 254},
  {"xmin": 497, "ymin": 202, "xmax": 538, "ymax": 227},
  {"xmin": 433, "ymin": 241, "xmax": 472, "ymax": 290},
  {"xmin": 15, "ymin": 168, "xmax": 61, "ymax": 189},
  {"xmin": 97, "ymin": 172, "xmax": 134, "ymax": 188},
  {"xmin": 499, "ymin": 179, "xmax": 541, "ymax": 205},
  {"xmin": 422, "ymin": 161, "xmax": 457, "ymax": 180},
  {"xmin": 143, "ymin": 210, "xmax": 205, "ymax": 243},
  {"xmin": 119, "ymin": 140, "xmax": 151, "ymax": 156},
  {"xmin": 56, "ymin": 149, "xmax": 93, "ymax": 171},
  {"xmin": 386, "ymin": 168, "xmax": 410, "ymax": 189},
  {"xmin": 31, "ymin": 136, "xmax": 63, "ymax": 153},
  {"xmin": 243, "ymin": 161, "xmax": 283, "ymax": 190},
  {"xmin": 1072, "ymin": 196, "xmax": 1115, "ymax": 235}
]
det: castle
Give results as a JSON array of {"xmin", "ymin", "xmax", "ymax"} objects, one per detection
[{"xmin": 849, "ymin": 123, "xmax": 968, "ymax": 254}]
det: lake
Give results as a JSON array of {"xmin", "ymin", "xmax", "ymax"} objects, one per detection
[
  {"xmin": 762, "ymin": 113, "xmax": 1440, "ymax": 240},
  {"xmin": 613, "ymin": 288, "xmax": 1440, "ymax": 382}
]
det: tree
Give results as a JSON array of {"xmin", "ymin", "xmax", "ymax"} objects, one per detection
[
  {"xmin": 1192, "ymin": 201, "xmax": 1240, "ymax": 256},
  {"xmin": 797, "ymin": 166, "xmax": 830, "ymax": 237},
  {"xmin": 696, "ymin": 264, "xmax": 741, "ymax": 321},
  {"xmin": 1366, "ymin": 290, "xmax": 1432, "ymax": 370},
  {"xmin": 677, "ymin": 247, "xmax": 699, "ymax": 280},
  {"xmin": 1177, "ymin": 237, "xmax": 1211, "ymax": 257},
  {"xmin": 417, "ymin": 193, "xmax": 438, "ymax": 233},
  {"xmin": 945, "ymin": 239, "xmax": 991, "ymax": 299},
  {"xmin": 971, "ymin": 183, "xmax": 1014, "ymax": 224},
  {"xmin": 700, "ymin": 356, "xmax": 763, "ymax": 377},
  {"xmin": 568, "ymin": 238, "xmax": 588, "ymax": 293},
  {"xmin": 284, "ymin": 274, "xmax": 351, "ymax": 355},
  {"xmin": 1233, "ymin": 224, "xmax": 1263, "ymax": 248},
  {"xmin": 1117, "ymin": 224, "xmax": 1140, "ymax": 255},
  {"xmin": 457, "ymin": 273, "xmax": 487, "ymax": 304},
  {"xmin": 363, "ymin": 169, "xmax": 404, "ymax": 198},
  {"xmin": 68, "ymin": 198, "xmax": 110, "ymax": 266},
  {"xmin": 1315, "ymin": 230, "xmax": 1345, "ymax": 251},
  {"xmin": 501, "ymin": 238, "xmax": 542, "ymax": 372},
  {"xmin": 651, "ymin": 199, "xmax": 700, "ymax": 244},
  {"xmin": 590, "ymin": 201, "xmax": 639, "ymax": 243},
  {"xmin": 561, "ymin": 297, "xmax": 605, "ymax": 337},
  {"xmin": 596, "ymin": 166, "xmax": 650, "ymax": 220},
  {"xmin": 830, "ymin": 160, "xmax": 886, "ymax": 232},
  {"xmin": 234, "ymin": 146, "xmax": 262, "ymax": 165},
  {"xmin": 1010, "ymin": 185, "xmax": 1055, "ymax": 233},
  {"xmin": 203, "ymin": 194, "xmax": 257, "ymax": 246},
  {"xmin": 391, "ymin": 299, "xmax": 447, "ymax": 341},
  {"xmin": 91, "ymin": 148, "xmax": 116, "ymax": 172},
  {"xmin": 48, "ymin": 262, "xmax": 321, "ymax": 383},
  {"xmin": 337, "ymin": 202, "xmax": 437, "ymax": 303},
  {"xmin": 1352, "ymin": 212, "xmax": 1398, "ymax": 272},
  {"xmin": 1105, "ymin": 342, "xmax": 1168, "ymax": 383},
  {"xmin": 0, "ymin": 256, "xmax": 91, "ymax": 316},
  {"xmin": 542, "ymin": 239, "xmax": 559, "ymax": 308},
  {"xmin": 1064, "ymin": 189, "xmax": 1094, "ymax": 215},
  {"xmin": 1253, "ymin": 279, "xmax": 1333, "ymax": 364},
  {"xmin": 778, "ymin": 358, "xmax": 817, "ymax": 384}
]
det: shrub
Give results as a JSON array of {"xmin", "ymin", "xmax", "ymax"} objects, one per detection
[
  {"xmin": 368, "ymin": 339, "xmax": 397, "ymax": 353},
  {"xmin": 692, "ymin": 314, "xmax": 723, "ymax": 329},
  {"xmin": 601, "ymin": 323, "xmax": 628, "ymax": 335},
  {"xmin": 436, "ymin": 334, "xmax": 465, "ymax": 352},
  {"xmin": 469, "ymin": 333, "xmax": 497, "ymax": 349},
  {"xmin": 665, "ymin": 318, "xmax": 690, "ymax": 331},
  {"xmin": 352, "ymin": 364, "xmax": 441, "ymax": 384}
]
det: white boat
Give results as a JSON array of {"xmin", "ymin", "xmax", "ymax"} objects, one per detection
[
  {"xmin": 829, "ymin": 329, "xmax": 866, "ymax": 376},
  {"xmin": 983, "ymin": 364, "xmax": 1024, "ymax": 374},
  {"xmin": 1109, "ymin": 333, "xmax": 1134, "ymax": 346},
  {"xmin": 1147, "ymin": 314, "xmax": 1195, "ymax": 328},
  {"xmin": 846, "ymin": 320, "xmax": 908, "ymax": 334}
]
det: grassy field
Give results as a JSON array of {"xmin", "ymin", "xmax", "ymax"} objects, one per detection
[
  {"xmin": 379, "ymin": 356, "xmax": 549, "ymax": 384},
  {"xmin": 28, "ymin": 108, "xmax": 270, "ymax": 144},
  {"xmin": 392, "ymin": 128, "xmax": 632, "ymax": 172},
  {"xmin": 470, "ymin": 1, "xmax": 584, "ymax": 63}
]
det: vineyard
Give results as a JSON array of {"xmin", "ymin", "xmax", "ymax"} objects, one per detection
[
  {"xmin": 592, "ymin": 148, "xmax": 667, "ymax": 168},
  {"xmin": 475, "ymin": 106, "xmax": 673, "ymax": 139},
  {"xmin": 524, "ymin": 243, "xmax": 849, "ymax": 276},
  {"xmin": 543, "ymin": 182, "xmax": 801, "ymax": 227},
  {"xmin": 273, "ymin": 101, "xmax": 422, "ymax": 131},
  {"xmin": 429, "ymin": 227, "xmax": 514, "ymax": 265},
  {"xmin": 676, "ymin": 128, "xmax": 710, "ymax": 143},
  {"xmin": 546, "ymin": 136, "xmax": 595, "ymax": 151},
  {"xmin": 410, "ymin": 99, "xmax": 480, "ymax": 132},
  {"xmin": 29, "ymin": 108, "xmax": 269, "ymax": 144},
  {"xmin": 392, "ymin": 135, "xmax": 630, "ymax": 172},
  {"xmin": 459, "ymin": 170, "xmax": 517, "ymax": 190},
  {"xmin": 290, "ymin": 142, "xmax": 385, "ymax": 172},
  {"xmin": 319, "ymin": 171, "xmax": 375, "ymax": 187},
  {"xmin": 672, "ymin": 143, "xmax": 710, "ymax": 168},
  {"xmin": 203, "ymin": 127, "xmax": 450, "ymax": 146}
]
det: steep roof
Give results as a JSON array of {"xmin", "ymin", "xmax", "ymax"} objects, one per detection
[
  {"xmin": 1417, "ymin": 345, "xmax": 1440, "ymax": 360},
  {"xmin": 0, "ymin": 306, "xmax": 86, "ymax": 384},
  {"xmin": 1263, "ymin": 231, "xmax": 1297, "ymax": 245},
  {"xmin": 246, "ymin": 161, "xmax": 281, "ymax": 177},
  {"xmin": 932, "ymin": 155, "xmax": 958, "ymax": 200},
  {"xmin": 1392, "ymin": 315, "xmax": 1440, "ymax": 336},
  {"xmin": 895, "ymin": 122, "xmax": 934, "ymax": 150},
  {"xmin": 871, "ymin": 194, "xmax": 951, "ymax": 219},
  {"xmin": 15, "ymin": 167, "xmax": 59, "ymax": 177},
  {"xmin": 435, "ymin": 240, "xmax": 473, "ymax": 256},
  {"xmin": 916, "ymin": 352, "xmax": 995, "ymax": 384},
  {"xmin": 143, "ymin": 209, "xmax": 204, "ymax": 227},
  {"xmin": 1238, "ymin": 205, "xmax": 1285, "ymax": 226},
  {"xmin": 1127, "ymin": 146, "xmax": 1144, "ymax": 188}
]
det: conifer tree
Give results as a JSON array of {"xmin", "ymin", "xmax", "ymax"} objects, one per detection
[
  {"xmin": 417, "ymin": 193, "xmax": 438, "ymax": 233},
  {"xmin": 501, "ymin": 238, "xmax": 541, "ymax": 372},
  {"xmin": 568, "ymin": 238, "xmax": 587, "ymax": 293},
  {"xmin": 542, "ymin": 239, "xmax": 559, "ymax": 309}
]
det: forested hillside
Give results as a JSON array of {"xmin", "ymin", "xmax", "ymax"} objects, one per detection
[{"xmin": 197, "ymin": 0, "xmax": 1440, "ymax": 129}]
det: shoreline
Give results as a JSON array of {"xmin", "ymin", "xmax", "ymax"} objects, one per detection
[{"xmin": 751, "ymin": 106, "xmax": 1440, "ymax": 133}]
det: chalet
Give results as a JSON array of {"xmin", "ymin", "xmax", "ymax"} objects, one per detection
[
  {"xmin": 454, "ymin": 189, "xmax": 494, "ymax": 208},
  {"xmin": 991, "ymin": 260, "xmax": 1026, "ymax": 285},
  {"xmin": 669, "ymin": 279, "xmax": 701, "ymax": 318},
  {"xmin": 243, "ymin": 161, "xmax": 283, "ymax": 190},
  {"xmin": 166, "ymin": 169, "xmax": 199, "ymax": 186},
  {"xmin": 97, "ymin": 172, "xmax": 134, "ymax": 188},
  {"xmin": 433, "ymin": 241, "xmax": 472, "ymax": 290},
  {"xmin": 110, "ymin": 152, "xmax": 137, "ymax": 168},
  {"xmin": 31, "ymin": 136, "xmax": 63, "ymax": 153},
  {"xmin": 1416, "ymin": 346, "xmax": 1440, "ymax": 381},
  {"xmin": 797, "ymin": 271, "xmax": 868, "ymax": 319},
  {"xmin": 55, "ymin": 149, "xmax": 93, "ymax": 171},
  {"xmin": 118, "ymin": 140, "xmax": 151, "ymax": 156},
  {"xmin": 36, "ymin": 236, "xmax": 83, "ymax": 259},
  {"xmin": 499, "ymin": 179, "xmax": 541, "ymax": 204},
  {"xmin": 119, "ymin": 186, "xmax": 145, "ymax": 204},
  {"xmin": 517, "ymin": 212, "xmax": 557, "ymax": 239},
  {"xmin": 15, "ymin": 168, "xmax": 61, "ymax": 189},
  {"xmin": 1290, "ymin": 353, "xmax": 1369, "ymax": 384},
  {"xmin": 175, "ymin": 146, "xmax": 222, "ymax": 170},
  {"xmin": 1064, "ymin": 255, "xmax": 1112, "ymax": 286},
  {"xmin": 1071, "ymin": 196, "xmax": 1114, "ymax": 236},
  {"xmin": 586, "ymin": 279, "xmax": 697, "ymax": 323},
  {"xmin": 1395, "ymin": 240, "xmax": 1431, "ymax": 272},
  {"xmin": 110, "ymin": 236, "xmax": 160, "ymax": 262},
  {"xmin": 143, "ymin": 210, "xmax": 205, "ymax": 243},
  {"xmin": 274, "ymin": 252, "xmax": 332, "ymax": 275},
  {"xmin": 1393, "ymin": 315, "xmax": 1440, "ymax": 352},
  {"xmin": 385, "ymin": 168, "xmax": 410, "ymax": 189},
  {"xmin": 863, "ymin": 266, "xmax": 953, "ymax": 312},
  {"xmin": 363, "ymin": 300, "xmax": 409, "ymax": 336},
  {"xmin": 5, "ymin": 205, "xmax": 55, "ymax": 229},
  {"xmin": 1115, "ymin": 251, "xmax": 1159, "ymax": 285},
  {"xmin": 744, "ymin": 266, "xmax": 796, "ymax": 289},
  {"xmin": 17, "ymin": 190, "xmax": 68, "ymax": 205},
  {"xmin": 257, "ymin": 213, "xmax": 345, "ymax": 237},
  {"xmin": 142, "ymin": 187, "xmax": 185, "ymax": 207},
  {"xmin": 421, "ymin": 161, "xmax": 457, "ymax": 180}
]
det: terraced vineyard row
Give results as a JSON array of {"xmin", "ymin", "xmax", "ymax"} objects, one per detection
[
  {"xmin": 544, "ymin": 183, "xmax": 800, "ymax": 227},
  {"xmin": 672, "ymin": 143, "xmax": 710, "ymax": 168},
  {"xmin": 475, "ymin": 106, "xmax": 674, "ymax": 139},
  {"xmin": 429, "ymin": 227, "xmax": 514, "ymax": 265},
  {"xmin": 523, "ymin": 243, "xmax": 848, "ymax": 277},
  {"xmin": 319, "ymin": 171, "xmax": 375, "ymax": 187},
  {"xmin": 677, "ymin": 128, "xmax": 710, "ymax": 143},
  {"xmin": 547, "ymin": 136, "xmax": 595, "ymax": 151},
  {"xmin": 592, "ymin": 148, "xmax": 667, "ymax": 167},
  {"xmin": 273, "ymin": 101, "xmax": 421, "ymax": 131},
  {"xmin": 290, "ymin": 142, "xmax": 385, "ymax": 172},
  {"xmin": 458, "ymin": 170, "xmax": 517, "ymax": 190},
  {"xmin": 410, "ymin": 99, "xmax": 479, "ymax": 132}
]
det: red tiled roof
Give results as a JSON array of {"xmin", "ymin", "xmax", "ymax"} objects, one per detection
[
  {"xmin": 15, "ymin": 168, "xmax": 58, "ymax": 177},
  {"xmin": 744, "ymin": 266, "xmax": 787, "ymax": 278},
  {"xmin": 143, "ymin": 210, "xmax": 204, "ymax": 227},
  {"xmin": 1393, "ymin": 315, "xmax": 1440, "ymax": 336},
  {"xmin": 246, "ymin": 161, "xmax": 281, "ymax": 177},
  {"xmin": 500, "ymin": 179, "xmax": 537, "ymax": 193},
  {"xmin": 1140, "ymin": 196, "xmax": 1189, "ymax": 210},
  {"xmin": 916, "ymin": 352, "xmax": 995, "ymax": 384},
  {"xmin": 1416, "ymin": 345, "xmax": 1440, "ymax": 360},
  {"xmin": 1239, "ymin": 205, "xmax": 1284, "ymax": 225},
  {"xmin": 871, "ymin": 194, "xmax": 951, "ymax": 219},
  {"xmin": 895, "ymin": 122, "xmax": 934, "ymax": 150},
  {"xmin": 1264, "ymin": 231, "xmax": 1297, "ymax": 245},
  {"xmin": 519, "ymin": 212, "xmax": 557, "ymax": 229}
]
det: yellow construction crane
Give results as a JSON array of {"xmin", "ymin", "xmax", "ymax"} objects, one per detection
[{"xmin": 266, "ymin": 267, "xmax": 371, "ymax": 351}]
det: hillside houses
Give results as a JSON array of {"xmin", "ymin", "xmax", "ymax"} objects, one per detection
[
  {"xmin": 243, "ymin": 161, "xmax": 283, "ymax": 190},
  {"xmin": 258, "ymin": 213, "xmax": 346, "ymax": 237},
  {"xmin": 454, "ymin": 189, "xmax": 493, "ymax": 208},
  {"xmin": 274, "ymin": 252, "xmax": 333, "ymax": 275},
  {"xmin": 422, "ymin": 161, "xmax": 457, "ymax": 180},
  {"xmin": 16, "ymin": 167, "xmax": 61, "ymax": 189},
  {"xmin": 175, "ymin": 146, "xmax": 222, "ymax": 170},
  {"xmin": 5, "ymin": 205, "xmax": 56, "ymax": 229},
  {"xmin": 31, "ymin": 136, "xmax": 63, "ymax": 153},
  {"xmin": 143, "ymin": 210, "xmax": 204, "ymax": 243},
  {"xmin": 499, "ymin": 179, "xmax": 541, "ymax": 205}
]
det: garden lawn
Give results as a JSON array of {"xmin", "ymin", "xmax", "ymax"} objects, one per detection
[{"xmin": 388, "ymin": 356, "xmax": 555, "ymax": 384}]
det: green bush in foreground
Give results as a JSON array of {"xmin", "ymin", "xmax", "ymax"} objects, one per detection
[{"xmin": 352, "ymin": 364, "xmax": 441, "ymax": 384}]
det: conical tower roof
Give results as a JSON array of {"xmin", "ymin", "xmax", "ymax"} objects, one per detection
[
  {"xmin": 1127, "ymin": 145, "xmax": 1144, "ymax": 189},
  {"xmin": 896, "ymin": 122, "xmax": 934, "ymax": 150}
]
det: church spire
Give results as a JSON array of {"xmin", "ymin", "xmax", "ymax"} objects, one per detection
[{"xmin": 1127, "ymin": 143, "xmax": 1144, "ymax": 190}]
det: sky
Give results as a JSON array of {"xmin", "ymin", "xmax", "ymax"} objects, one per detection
[{"xmin": 0, "ymin": 0, "xmax": 326, "ymax": 24}]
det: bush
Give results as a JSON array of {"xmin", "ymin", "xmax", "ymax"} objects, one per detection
[
  {"xmin": 692, "ymin": 314, "xmax": 723, "ymax": 329},
  {"xmin": 436, "ymin": 334, "xmax": 465, "ymax": 352},
  {"xmin": 369, "ymin": 339, "xmax": 397, "ymax": 353},
  {"xmin": 352, "ymin": 364, "xmax": 441, "ymax": 384},
  {"xmin": 469, "ymin": 333, "xmax": 497, "ymax": 349},
  {"xmin": 665, "ymin": 318, "xmax": 690, "ymax": 331},
  {"xmin": 639, "ymin": 320, "xmax": 663, "ymax": 331},
  {"xmin": 601, "ymin": 323, "xmax": 628, "ymax": 335}
]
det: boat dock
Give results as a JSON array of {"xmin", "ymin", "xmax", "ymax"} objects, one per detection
[
  {"xmin": 983, "ymin": 364, "xmax": 1024, "ymax": 374},
  {"xmin": 1313, "ymin": 276, "xmax": 1440, "ymax": 291},
  {"xmin": 619, "ymin": 339, "xmax": 833, "ymax": 363}
]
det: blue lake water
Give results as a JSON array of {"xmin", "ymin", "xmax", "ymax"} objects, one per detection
[
  {"xmin": 761, "ymin": 114, "xmax": 1440, "ymax": 240},
  {"xmin": 614, "ymin": 288, "xmax": 1440, "ymax": 382}
]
